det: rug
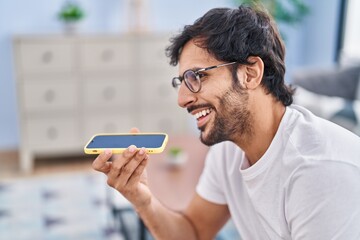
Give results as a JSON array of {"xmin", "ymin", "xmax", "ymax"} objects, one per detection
[{"xmin": 0, "ymin": 171, "xmax": 240, "ymax": 240}]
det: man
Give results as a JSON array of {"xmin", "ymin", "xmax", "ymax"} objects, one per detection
[{"xmin": 92, "ymin": 5, "xmax": 360, "ymax": 239}]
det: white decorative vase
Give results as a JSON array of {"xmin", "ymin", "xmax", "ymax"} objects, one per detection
[
  {"xmin": 167, "ymin": 151, "xmax": 188, "ymax": 167},
  {"xmin": 63, "ymin": 22, "xmax": 79, "ymax": 34}
]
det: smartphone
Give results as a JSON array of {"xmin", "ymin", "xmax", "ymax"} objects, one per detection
[{"xmin": 84, "ymin": 133, "xmax": 168, "ymax": 154}]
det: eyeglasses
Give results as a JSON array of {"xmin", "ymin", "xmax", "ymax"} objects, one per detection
[{"xmin": 172, "ymin": 62, "xmax": 237, "ymax": 93}]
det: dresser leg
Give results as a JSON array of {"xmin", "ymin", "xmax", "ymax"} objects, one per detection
[{"xmin": 20, "ymin": 150, "xmax": 33, "ymax": 174}]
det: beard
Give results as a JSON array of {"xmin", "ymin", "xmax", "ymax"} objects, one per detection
[{"xmin": 199, "ymin": 85, "xmax": 253, "ymax": 146}]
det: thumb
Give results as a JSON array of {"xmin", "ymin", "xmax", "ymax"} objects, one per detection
[{"xmin": 130, "ymin": 127, "xmax": 140, "ymax": 134}]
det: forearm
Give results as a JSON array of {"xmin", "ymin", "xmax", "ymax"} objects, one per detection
[
  {"xmin": 136, "ymin": 197, "xmax": 198, "ymax": 240},
  {"xmin": 92, "ymin": 148, "xmax": 198, "ymax": 239}
]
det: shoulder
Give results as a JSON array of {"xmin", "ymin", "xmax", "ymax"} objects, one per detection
[
  {"xmin": 288, "ymin": 105, "xmax": 360, "ymax": 141},
  {"xmin": 284, "ymin": 105, "xmax": 360, "ymax": 163}
]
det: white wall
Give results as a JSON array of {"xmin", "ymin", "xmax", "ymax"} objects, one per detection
[
  {"xmin": 0, "ymin": 0, "xmax": 342, "ymax": 150},
  {"xmin": 284, "ymin": 0, "xmax": 341, "ymax": 77},
  {"xmin": 0, "ymin": 0, "xmax": 231, "ymax": 150},
  {"xmin": 342, "ymin": 0, "xmax": 360, "ymax": 63}
]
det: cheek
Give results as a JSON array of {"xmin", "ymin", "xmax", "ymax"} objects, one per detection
[
  {"xmin": 218, "ymin": 85, "xmax": 249, "ymax": 112},
  {"xmin": 204, "ymin": 76, "xmax": 233, "ymax": 96},
  {"xmin": 199, "ymin": 73, "xmax": 239, "ymax": 106}
]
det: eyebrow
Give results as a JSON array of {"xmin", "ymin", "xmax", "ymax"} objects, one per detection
[
  {"xmin": 192, "ymin": 66, "xmax": 206, "ymax": 71},
  {"xmin": 183, "ymin": 66, "xmax": 209, "ymax": 74},
  {"xmin": 189, "ymin": 66, "xmax": 205, "ymax": 71},
  {"xmin": 179, "ymin": 66, "xmax": 203, "ymax": 76}
]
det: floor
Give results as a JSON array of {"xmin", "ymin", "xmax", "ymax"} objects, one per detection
[
  {"xmin": 0, "ymin": 151, "xmax": 94, "ymax": 179},
  {"xmin": 0, "ymin": 151, "xmax": 240, "ymax": 240},
  {"xmin": 0, "ymin": 151, "xmax": 132, "ymax": 240}
]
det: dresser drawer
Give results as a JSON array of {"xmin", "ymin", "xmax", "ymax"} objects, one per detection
[
  {"xmin": 139, "ymin": 74, "xmax": 178, "ymax": 109},
  {"xmin": 22, "ymin": 81, "xmax": 78, "ymax": 113},
  {"xmin": 138, "ymin": 37, "xmax": 172, "ymax": 70},
  {"xmin": 18, "ymin": 41, "xmax": 74, "ymax": 74},
  {"xmin": 83, "ymin": 78, "xmax": 133, "ymax": 109},
  {"xmin": 139, "ymin": 111, "xmax": 187, "ymax": 134},
  {"xmin": 83, "ymin": 114, "xmax": 135, "ymax": 142},
  {"xmin": 80, "ymin": 40, "xmax": 134, "ymax": 71},
  {"xmin": 25, "ymin": 117, "xmax": 80, "ymax": 151}
]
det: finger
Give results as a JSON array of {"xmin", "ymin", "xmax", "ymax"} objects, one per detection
[
  {"xmin": 108, "ymin": 145, "xmax": 137, "ymax": 179},
  {"xmin": 116, "ymin": 147, "xmax": 148, "ymax": 187},
  {"xmin": 130, "ymin": 127, "xmax": 140, "ymax": 134},
  {"xmin": 127, "ymin": 156, "xmax": 148, "ymax": 187},
  {"xmin": 92, "ymin": 149, "xmax": 112, "ymax": 173}
]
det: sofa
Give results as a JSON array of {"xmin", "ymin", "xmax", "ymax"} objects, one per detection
[{"xmin": 292, "ymin": 65, "xmax": 360, "ymax": 136}]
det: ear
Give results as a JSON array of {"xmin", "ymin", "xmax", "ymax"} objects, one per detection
[{"xmin": 243, "ymin": 56, "xmax": 264, "ymax": 90}]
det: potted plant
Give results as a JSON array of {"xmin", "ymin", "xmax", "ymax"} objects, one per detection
[
  {"xmin": 233, "ymin": 0, "xmax": 309, "ymax": 24},
  {"xmin": 167, "ymin": 146, "xmax": 187, "ymax": 167},
  {"xmin": 57, "ymin": 1, "xmax": 85, "ymax": 33},
  {"xmin": 233, "ymin": 0, "xmax": 309, "ymax": 39}
]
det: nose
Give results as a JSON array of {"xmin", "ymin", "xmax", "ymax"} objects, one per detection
[{"xmin": 177, "ymin": 81, "xmax": 196, "ymax": 108}]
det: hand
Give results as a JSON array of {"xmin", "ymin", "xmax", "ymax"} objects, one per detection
[{"xmin": 92, "ymin": 128, "xmax": 152, "ymax": 210}]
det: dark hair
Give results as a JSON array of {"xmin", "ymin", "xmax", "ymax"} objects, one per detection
[{"xmin": 166, "ymin": 5, "xmax": 294, "ymax": 106}]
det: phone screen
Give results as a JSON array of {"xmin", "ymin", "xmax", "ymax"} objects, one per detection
[{"xmin": 86, "ymin": 134, "xmax": 167, "ymax": 149}]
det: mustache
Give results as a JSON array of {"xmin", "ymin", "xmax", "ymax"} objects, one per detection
[{"xmin": 187, "ymin": 104, "xmax": 214, "ymax": 113}]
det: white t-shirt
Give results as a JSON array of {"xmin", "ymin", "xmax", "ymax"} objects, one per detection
[{"xmin": 196, "ymin": 105, "xmax": 360, "ymax": 240}]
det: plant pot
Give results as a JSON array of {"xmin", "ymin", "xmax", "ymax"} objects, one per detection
[
  {"xmin": 166, "ymin": 151, "xmax": 188, "ymax": 167},
  {"xmin": 63, "ymin": 21, "xmax": 80, "ymax": 34}
]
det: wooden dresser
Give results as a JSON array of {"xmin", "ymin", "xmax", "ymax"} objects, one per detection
[{"xmin": 13, "ymin": 34, "xmax": 189, "ymax": 173}]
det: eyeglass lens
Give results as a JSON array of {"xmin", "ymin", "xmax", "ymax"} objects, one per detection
[{"xmin": 184, "ymin": 70, "xmax": 200, "ymax": 92}]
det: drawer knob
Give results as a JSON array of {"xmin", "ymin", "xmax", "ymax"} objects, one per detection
[
  {"xmin": 101, "ymin": 49, "xmax": 114, "ymax": 62},
  {"xmin": 44, "ymin": 89, "xmax": 55, "ymax": 103},
  {"xmin": 42, "ymin": 51, "xmax": 53, "ymax": 64},
  {"xmin": 47, "ymin": 127, "xmax": 58, "ymax": 140}
]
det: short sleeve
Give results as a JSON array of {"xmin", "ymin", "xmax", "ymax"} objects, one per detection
[
  {"xmin": 196, "ymin": 145, "xmax": 227, "ymax": 204},
  {"xmin": 285, "ymin": 161, "xmax": 360, "ymax": 240}
]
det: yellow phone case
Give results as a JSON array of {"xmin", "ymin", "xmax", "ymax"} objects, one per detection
[{"xmin": 83, "ymin": 132, "xmax": 168, "ymax": 154}]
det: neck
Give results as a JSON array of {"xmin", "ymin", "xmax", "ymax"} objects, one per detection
[{"xmin": 234, "ymin": 96, "xmax": 286, "ymax": 166}]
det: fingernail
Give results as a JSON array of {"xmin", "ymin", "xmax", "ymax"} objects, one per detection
[
  {"xmin": 129, "ymin": 145, "xmax": 136, "ymax": 153},
  {"xmin": 104, "ymin": 149, "xmax": 111, "ymax": 155},
  {"xmin": 139, "ymin": 148, "xmax": 145, "ymax": 155}
]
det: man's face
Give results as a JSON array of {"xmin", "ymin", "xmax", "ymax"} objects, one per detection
[{"xmin": 177, "ymin": 41, "xmax": 253, "ymax": 146}]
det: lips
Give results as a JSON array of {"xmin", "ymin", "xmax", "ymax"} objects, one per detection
[
  {"xmin": 194, "ymin": 108, "xmax": 212, "ymax": 120},
  {"xmin": 191, "ymin": 108, "xmax": 213, "ymax": 128}
]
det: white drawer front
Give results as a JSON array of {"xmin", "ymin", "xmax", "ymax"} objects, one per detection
[
  {"xmin": 138, "ymin": 37, "xmax": 171, "ymax": 70},
  {"xmin": 18, "ymin": 42, "xmax": 74, "ymax": 74},
  {"xmin": 80, "ymin": 41, "xmax": 134, "ymax": 71},
  {"xmin": 83, "ymin": 114, "xmax": 135, "ymax": 142},
  {"xmin": 83, "ymin": 79, "xmax": 133, "ymax": 109},
  {"xmin": 22, "ymin": 81, "xmax": 77, "ymax": 112},
  {"xmin": 26, "ymin": 117, "xmax": 80, "ymax": 151},
  {"xmin": 139, "ymin": 110, "xmax": 187, "ymax": 134},
  {"xmin": 139, "ymin": 75, "xmax": 178, "ymax": 109}
]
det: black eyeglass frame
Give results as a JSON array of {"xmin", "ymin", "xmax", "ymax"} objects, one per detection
[{"xmin": 172, "ymin": 61, "xmax": 237, "ymax": 93}]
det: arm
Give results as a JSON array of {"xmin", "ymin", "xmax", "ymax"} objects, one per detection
[
  {"xmin": 92, "ymin": 130, "xmax": 230, "ymax": 239},
  {"xmin": 137, "ymin": 193, "xmax": 230, "ymax": 240}
]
